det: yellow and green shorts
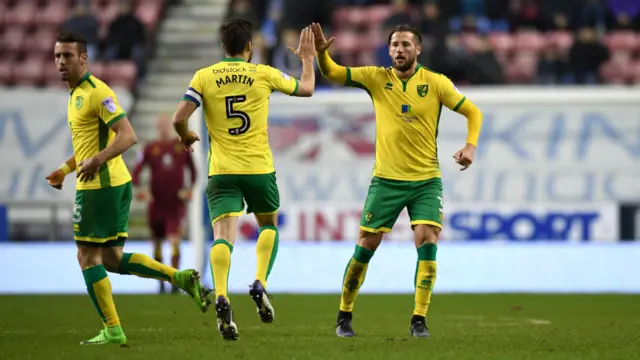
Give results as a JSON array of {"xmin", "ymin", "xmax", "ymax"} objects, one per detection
[
  {"xmin": 360, "ymin": 177, "xmax": 443, "ymax": 233},
  {"xmin": 73, "ymin": 182, "xmax": 132, "ymax": 247},
  {"xmin": 206, "ymin": 172, "xmax": 280, "ymax": 224}
]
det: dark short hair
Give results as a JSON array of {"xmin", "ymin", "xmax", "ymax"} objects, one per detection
[
  {"xmin": 387, "ymin": 24, "xmax": 422, "ymax": 45},
  {"xmin": 56, "ymin": 31, "xmax": 88, "ymax": 55},
  {"xmin": 219, "ymin": 18, "xmax": 253, "ymax": 56}
]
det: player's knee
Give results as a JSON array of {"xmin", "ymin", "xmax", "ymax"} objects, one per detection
[
  {"xmin": 255, "ymin": 213, "xmax": 278, "ymax": 228},
  {"xmin": 414, "ymin": 225, "xmax": 439, "ymax": 246},
  {"xmin": 358, "ymin": 230, "xmax": 383, "ymax": 251},
  {"xmin": 99, "ymin": 248, "xmax": 123, "ymax": 273},
  {"xmin": 77, "ymin": 247, "xmax": 102, "ymax": 269}
]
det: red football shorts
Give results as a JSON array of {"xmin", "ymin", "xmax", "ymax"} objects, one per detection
[{"xmin": 148, "ymin": 203, "xmax": 185, "ymax": 239}]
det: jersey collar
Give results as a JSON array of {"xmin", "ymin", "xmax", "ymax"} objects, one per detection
[
  {"xmin": 70, "ymin": 72, "xmax": 91, "ymax": 91},
  {"xmin": 221, "ymin": 57, "xmax": 246, "ymax": 62}
]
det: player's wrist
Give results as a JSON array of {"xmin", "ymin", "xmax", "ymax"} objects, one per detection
[{"xmin": 59, "ymin": 162, "xmax": 72, "ymax": 175}]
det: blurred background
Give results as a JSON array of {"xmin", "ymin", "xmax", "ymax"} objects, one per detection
[{"xmin": 0, "ymin": 0, "xmax": 639, "ymax": 294}]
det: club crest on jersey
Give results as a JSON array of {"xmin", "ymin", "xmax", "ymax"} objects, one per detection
[
  {"xmin": 101, "ymin": 97, "xmax": 117, "ymax": 114},
  {"xmin": 75, "ymin": 96, "xmax": 83, "ymax": 110},
  {"xmin": 417, "ymin": 84, "xmax": 429, "ymax": 97}
]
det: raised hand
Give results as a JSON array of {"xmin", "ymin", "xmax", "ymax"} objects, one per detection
[
  {"xmin": 287, "ymin": 26, "xmax": 316, "ymax": 60},
  {"xmin": 310, "ymin": 22, "xmax": 335, "ymax": 53}
]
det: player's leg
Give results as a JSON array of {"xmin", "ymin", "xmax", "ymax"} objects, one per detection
[
  {"xmin": 73, "ymin": 188, "xmax": 126, "ymax": 345},
  {"xmin": 148, "ymin": 208, "xmax": 167, "ymax": 293},
  {"xmin": 105, "ymin": 182, "xmax": 209, "ymax": 312},
  {"xmin": 406, "ymin": 177, "xmax": 444, "ymax": 338},
  {"xmin": 165, "ymin": 206, "xmax": 185, "ymax": 294},
  {"xmin": 336, "ymin": 177, "xmax": 407, "ymax": 337},
  {"xmin": 207, "ymin": 175, "xmax": 244, "ymax": 340},
  {"xmin": 245, "ymin": 172, "xmax": 280, "ymax": 323}
]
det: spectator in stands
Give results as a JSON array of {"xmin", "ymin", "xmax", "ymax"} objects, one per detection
[
  {"xmin": 606, "ymin": 0, "xmax": 640, "ymax": 30},
  {"xmin": 226, "ymin": 0, "xmax": 260, "ymax": 28},
  {"xmin": 536, "ymin": 47, "xmax": 570, "ymax": 85},
  {"xmin": 539, "ymin": 0, "xmax": 581, "ymax": 31},
  {"xmin": 251, "ymin": 32, "xmax": 269, "ymax": 65},
  {"xmin": 484, "ymin": 0, "xmax": 510, "ymax": 31},
  {"xmin": 259, "ymin": 0, "xmax": 283, "ymax": 51},
  {"xmin": 568, "ymin": 26, "xmax": 610, "ymax": 84},
  {"xmin": 580, "ymin": 0, "xmax": 608, "ymax": 31},
  {"xmin": 419, "ymin": 1, "xmax": 449, "ymax": 68},
  {"xmin": 281, "ymin": 0, "xmax": 334, "ymax": 32},
  {"xmin": 462, "ymin": 36, "xmax": 505, "ymax": 84},
  {"xmin": 449, "ymin": 0, "xmax": 491, "ymax": 34},
  {"xmin": 271, "ymin": 28, "xmax": 305, "ymax": 79},
  {"xmin": 421, "ymin": 0, "xmax": 449, "ymax": 41},
  {"xmin": 105, "ymin": 1, "xmax": 146, "ymax": 78},
  {"xmin": 383, "ymin": 0, "xmax": 416, "ymax": 30},
  {"xmin": 60, "ymin": 0, "xmax": 100, "ymax": 60},
  {"xmin": 510, "ymin": 0, "xmax": 541, "ymax": 30}
]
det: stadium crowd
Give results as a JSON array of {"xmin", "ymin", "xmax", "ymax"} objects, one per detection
[
  {"xmin": 231, "ymin": 0, "xmax": 640, "ymax": 85},
  {"xmin": 0, "ymin": 0, "xmax": 165, "ymax": 89}
]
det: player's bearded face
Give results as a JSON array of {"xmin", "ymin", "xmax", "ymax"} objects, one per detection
[{"xmin": 389, "ymin": 32, "xmax": 421, "ymax": 72}]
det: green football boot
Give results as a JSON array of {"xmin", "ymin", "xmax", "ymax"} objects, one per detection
[
  {"xmin": 80, "ymin": 326, "xmax": 127, "ymax": 345},
  {"xmin": 173, "ymin": 269, "xmax": 211, "ymax": 313}
]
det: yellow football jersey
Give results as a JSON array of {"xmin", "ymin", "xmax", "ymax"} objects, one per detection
[
  {"xmin": 346, "ymin": 65, "xmax": 466, "ymax": 181},
  {"xmin": 67, "ymin": 72, "xmax": 131, "ymax": 190},
  {"xmin": 184, "ymin": 57, "xmax": 299, "ymax": 176}
]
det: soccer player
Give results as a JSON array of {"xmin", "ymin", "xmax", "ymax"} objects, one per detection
[
  {"xmin": 171, "ymin": 18, "xmax": 316, "ymax": 340},
  {"xmin": 45, "ymin": 32, "xmax": 210, "ymax": 346},
  {"xmin": 311, "ymin": 22, "xmax": 483, "ymax": 338},
  {"xmin": 132, "ymin": 113, "xmax": 197, "ymax": 294}
]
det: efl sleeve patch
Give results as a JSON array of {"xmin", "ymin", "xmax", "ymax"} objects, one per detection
[{"xmin": 101, "ymin": 97, "xmax": 117, "ymax": 114}]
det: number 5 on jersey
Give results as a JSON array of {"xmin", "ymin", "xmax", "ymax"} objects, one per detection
[{"xmin": 225, "ymin": 95, "xmax": 250, "ymax": 135}]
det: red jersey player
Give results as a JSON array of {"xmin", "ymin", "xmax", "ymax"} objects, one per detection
[{"xmin": 132, "ymin": 114, "xmax": 197, "ymax": 293}]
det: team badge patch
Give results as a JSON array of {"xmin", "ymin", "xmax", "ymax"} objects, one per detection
[
  {"xmin": 101, "ymin": 97, "xmax": 117, "ymax": 114},
  {"xmin": 417, "ymin": 84, "xmax": 429, "ymax": 97},
  {"xmin": 365, "ymin": 212, "xmax": 373, "ymax": 222},
  {"xmin": 75, "ymin": 96, "xmax": 83, "ymax": 110}
]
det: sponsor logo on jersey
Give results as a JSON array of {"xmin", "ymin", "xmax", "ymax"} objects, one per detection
[{"xmin": 384, "ymin": 82, "xmax": 393, "ymax": 90}]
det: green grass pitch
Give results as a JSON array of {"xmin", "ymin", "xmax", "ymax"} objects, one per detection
[{"xmin": 1, "ymin": 294, "xmax": 639, "ymax": 360}]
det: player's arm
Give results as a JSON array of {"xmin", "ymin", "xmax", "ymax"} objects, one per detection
[
  {"xmin": 312, "ymin": 23, "xmax": 378, "ymax": 89},
  {"xmin": 185, "ymin": 150, "xmax": 197, "ymax": 185},
  {"xmin": 46, "ymin": 155, "xmax": 76, "ymax": 190},
  {"xmin": 316, "ymin": 50, "xmax": 347, "ymax": 85},
  {"xmin": 92, "ymin": 88, "xmax": 137, "ymax": 164},
  {"xmin": 311, "ymin": 22, "xmax": 347, "ymax": 85},
  {"xmin": 95, "ymin": 116, "xmax": 137, "ymax": 165},
  {"xmin": 131, "ymin": 146, "xmax": 147, "ymax": 186},
  {"xmin": 173, "ymin": 72, "xmax": 202, "ymax": 151},
  {"xmin": 179, "ymin": 150, "xmax": 197, "ymax": 201},
  {"xmin": 268, "ymin": 27, "xmax": 315, "ymax": 97},
  {"xmin": 131, "ymin": 146, "xmax": 152, "ymax": 200},
  {"xmin": 438, "ymin": 75, "xmax": 482, "ymax": 170}
]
